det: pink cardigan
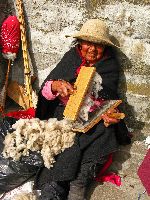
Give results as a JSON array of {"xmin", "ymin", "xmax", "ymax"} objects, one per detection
[{"xmin": 41, "ymin": 81, "xmax": 68, "ymax": 105}]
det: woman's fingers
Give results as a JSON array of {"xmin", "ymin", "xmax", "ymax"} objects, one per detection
[
  {"xmin": 61, "ymin": 82, "xmax": 74, "ymax": 96},
  {"xmin": 102, "ymin": 114, "xmax": 118, "ymax": 123},
  {"xmin": 60, "ymin": 86, "xmax": 68, "ymax": 97},
  {"xmin": 107, "ymin": 108, "xmax": 118, "ymax": 114},
  {"xmin": 101, "ymin": 113, "xmax": 120, "ymax": 127},
  {"xmin": 106, "ymin": 117, "xmax": 119, "ymax": 124},
  {"xmin": 52, "ymin": 80, "xmax": 74, "ymax": 97}
]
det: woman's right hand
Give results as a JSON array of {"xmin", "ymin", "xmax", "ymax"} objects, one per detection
[
  {"xmin": 51, "ymin": 80, "xmax": 74, "ymax": 97},
  {"xmin": 101, "ymin": 108, "xmax": 121, "ymax": 127}
]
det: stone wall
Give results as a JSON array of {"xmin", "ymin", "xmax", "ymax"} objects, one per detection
[{"xmin": 0, "ymin": 0, "xmax": 150, "ymax": 134}]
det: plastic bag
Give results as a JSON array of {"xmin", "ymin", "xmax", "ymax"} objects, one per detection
[{"xmin": 0, "ymin": 117, "xmax": 43, "ymax": 194}]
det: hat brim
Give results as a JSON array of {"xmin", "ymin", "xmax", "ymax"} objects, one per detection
[{"xmin": 65, "ymin": 33, "xmax": 120, "ymax": 48}]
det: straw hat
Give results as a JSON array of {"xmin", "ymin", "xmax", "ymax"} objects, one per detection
[{"xmin": 66, "ymin": 19, "xmax": 118, "ymax": 47}]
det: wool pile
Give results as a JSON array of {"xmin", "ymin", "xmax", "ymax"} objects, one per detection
[
  {"xmin": 78, "ymin": 72, "xmax": 102, "ymax": 121},
  {"xmin": 13, "ymin": 193, "xmax": 37, "ymax": 200},
  {"xmin": 145, "ymin": 136, "xmax": 150, "ymax": 149},
  {"xmin": 2, "ymin": 118, "xmax": 76, "ymax": 168}
]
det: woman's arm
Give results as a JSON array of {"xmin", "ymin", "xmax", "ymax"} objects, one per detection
[
  {"xmin": 42, "ymin": 81, "xmax": 59, "ymax": 100},
  {"xmin": 42, "ymin": 79, "xmax": 74, "ymax": 99}
]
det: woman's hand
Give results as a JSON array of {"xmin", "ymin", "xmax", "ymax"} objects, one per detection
[
  {"xmin": 101, "ymin": 108, "xmax": 121, "ymax": 127},
  {"xmin": 51, "ymin": 80, "xmax": 74, "ymax": 97}
]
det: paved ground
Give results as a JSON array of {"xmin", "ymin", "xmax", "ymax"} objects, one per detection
[
  {"xmin": 87, "ymin": 137, "xmax": 150, "ymax": 200},
  {"xmin": 87, "ymin": 179, "xmax": 149, "ymax": 200}
]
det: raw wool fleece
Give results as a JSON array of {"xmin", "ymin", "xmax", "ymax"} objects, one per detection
[
  {"xmin": 2, "ymin": 118, "xmax": 76, "ymax": 168},
  {"xmin": 78, "ymin": 72, "xmax": 103, "ymax": 121},
  {"xmin": 145, "ymin": 136, "xmax": 150, "ymax": 149},
  {"xmin": 13, "ymin": 193, "xmax": 37, "ymax": 200}
]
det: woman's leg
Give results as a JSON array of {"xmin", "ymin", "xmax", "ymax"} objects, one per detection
[
  {"xmin": 68, "ymin": 162, "xmax": 100, "ymax": 200},
  {"xmin": 68, "ymin": 155, "xmax": 109, "ymax": 200},
  {"xmin": 68, "ymin": 163, "xmax": 92, "ymax": 200},
  {"xmin": 39, "ymin": 181, "xmax": 69, "ymax": 200}
]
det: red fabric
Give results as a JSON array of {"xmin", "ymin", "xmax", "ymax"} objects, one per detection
[
  {"xmin": 5, "ymin": 108, "xmax": 35, "ymax": 119},
  {"xmin": 98, "ymin": 172, "xmax": 121, "ymax": 186},
  {"xmin": 138, "ymin": 149, "xmax": 150, "ymax": 195},
  {"xmin": 0, "ymin": 15, "xmax": 20, "ymax": 54},
  {"xmin": 96, "ymin": 154, "xmax": 113, "ymax": 177},
  {"xmin": 89, "ymin": 97, "xmax": 105, "ymax": 112},
  {"xmin": 95, "ymin": 153, "xmax": 122, "ymax": 186}
]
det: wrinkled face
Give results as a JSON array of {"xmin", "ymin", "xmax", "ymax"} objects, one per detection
[{"xmin": 80, "ymin": 40, "xmax": 105, "ymax": 65}]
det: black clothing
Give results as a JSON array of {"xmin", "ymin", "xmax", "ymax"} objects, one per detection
[
  {"xmin": 38, "ymin": 157, "xmax": 108, "ymax": 200},
  {"xmin": 34, "ymin": 46, "xmax": 131, "ymax": 189},
  {"xmin": 36, "ymin": 47, "xmax": 119, "ymax": 120},
  {"xmin": 39, "ymin": 181, "xmax": 69, "ymax": 200}
]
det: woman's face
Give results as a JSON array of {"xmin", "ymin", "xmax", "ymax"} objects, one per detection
[{"xmin": 80, "ymin": 40, "xmax": 105, "ymax": 65}]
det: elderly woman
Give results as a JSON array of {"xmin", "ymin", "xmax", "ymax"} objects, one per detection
[{"xmin": 35, "ymin": 19, "xmax": 131, "ymax": 200}]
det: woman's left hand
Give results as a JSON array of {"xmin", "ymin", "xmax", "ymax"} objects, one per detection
[{"xmin": 101, "ymin": 108, "xmax": 120, "ymax": 127}]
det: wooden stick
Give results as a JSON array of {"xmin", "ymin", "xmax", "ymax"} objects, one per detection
[
  {"xmin": 0, "ymin": 60, "xmax": 11, "ymax": 113},
  {"xmin": 16, "ymin": 0, "xmax": 33, "ymax": 108}
]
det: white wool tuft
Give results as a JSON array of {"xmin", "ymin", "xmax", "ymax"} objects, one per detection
[
  {"xmin": 91, "ymin": 72, "xmax": 103, "ymax": 98},
  {"xmin": 145, "ymin": 136, "xmax": 150, "ymax": 149},
  {"xmin": 32, "ymin": 90, "xmax": 38, "ymax": 108},
  {"xmin": 3, "ymin": 118, "xmax": 76, "ymax": 169},
  {"xmin": 2, "ymin": 52, "xmax": 16, "ymax": 61},
  {"xmin": 78, "ymin": 72, "xmax": 103, "ymax": 121},
  {"xmin": 13, "ymin": 192, "xmax": 37, "ymax": 200}
]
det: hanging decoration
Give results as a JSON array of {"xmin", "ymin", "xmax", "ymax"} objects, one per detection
[
  {"xmin": 0, "ymin": 15, "xmax": 21, "ymax": 113},
  {"xmin": 0, "ymin": 15, "xmax": 20, "ymax": 60},
  {"xmin": 5, "ymin": 0, "xmax": 35, "ymax": 110}
]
